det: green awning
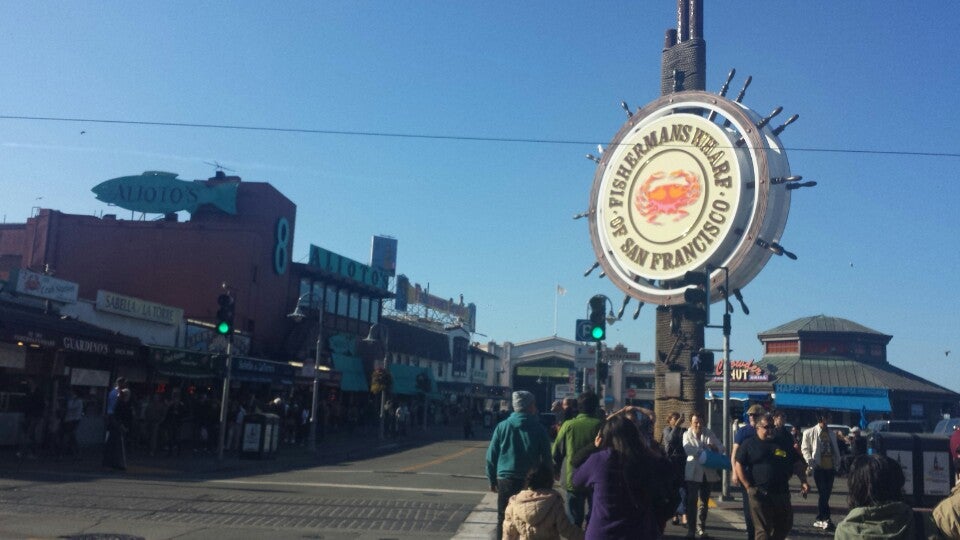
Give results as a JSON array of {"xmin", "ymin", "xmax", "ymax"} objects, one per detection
[
  {"xmin": 332, "ymin": 353, "xmax": 368, "ymax": 392},
  {"xmin": 148, "ymin": 346, "xmax": 220, "ymax": 379}
]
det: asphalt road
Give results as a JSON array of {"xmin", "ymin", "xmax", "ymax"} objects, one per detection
[
  {"xmin": 0, "ymin": 425, "xmax": 931, "ymax": 540},
  {"xmin": 0, "ymin": 427, "xmax": 495, "ymax": 540}
]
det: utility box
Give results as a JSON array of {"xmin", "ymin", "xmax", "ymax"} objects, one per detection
[
  {"xmin": 240, "ymin": 413, "xmax": 280, "ymax": 459},
  {"xmin": 873, "ymin": 432, "xmax": 953, "ymax": 506}
]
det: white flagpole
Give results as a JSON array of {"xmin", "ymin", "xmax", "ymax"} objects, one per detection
[{"xmin": 553, "ymin": 285, "xmax": 559, "ymax": 336}]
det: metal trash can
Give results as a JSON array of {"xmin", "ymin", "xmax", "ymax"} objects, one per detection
[
  {"xmin": 240, "ymin": 413, "xmax": 280, "ymax": 459},
  {"xmin": 874, "ymin": 432, "xmax": 954, "ymax": 506}
]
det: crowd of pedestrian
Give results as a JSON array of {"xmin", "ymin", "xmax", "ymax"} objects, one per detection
[{"xmin": 486, "ymin": 395, "xmax": 960, "ymax": 540}]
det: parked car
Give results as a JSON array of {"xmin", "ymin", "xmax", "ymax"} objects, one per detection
[
  {"xmin": 933, "ymin": 417, "xmax": 960, "ymax": 435},
  {"xmin": 866, "ymin": 419, "xmax": 925, "ymax": 434}
]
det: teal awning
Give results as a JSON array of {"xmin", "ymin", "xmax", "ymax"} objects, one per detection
[
  {"xmin": 332, "ymin": 353, "xmax": 368, "ymax": 392},
  {"xmin": 389, "ymin": 364, "xmax": 431, "ymax": 396}
]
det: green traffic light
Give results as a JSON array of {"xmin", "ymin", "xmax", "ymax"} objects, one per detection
[
  {"xmin": 591, "ymin": 326, "xmax": 605, "ymax": 340},
  {"xmin": 216, "ymin": 321, "xmax": 231, "ymax": 335}
]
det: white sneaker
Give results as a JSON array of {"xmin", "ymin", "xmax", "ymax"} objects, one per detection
[{"xmin": 813, "ymin": 520, "xmax": 825, "ymax": 529}]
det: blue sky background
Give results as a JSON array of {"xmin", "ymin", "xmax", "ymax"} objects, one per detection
[{"xmin": 2, "ymin": 2, "xmax": 959, "ymax": 391}]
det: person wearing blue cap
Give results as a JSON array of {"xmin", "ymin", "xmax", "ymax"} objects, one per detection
[{"xmin": 486, "ymin": 390, "xmax": 552, "ymax": 540}]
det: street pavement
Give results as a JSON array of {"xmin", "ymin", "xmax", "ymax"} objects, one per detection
[{"xmin": 0, "ymin": 425, "xmax": 940, "ymax": 540}]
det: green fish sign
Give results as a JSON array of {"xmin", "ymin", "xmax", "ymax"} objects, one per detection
[{"xmin": 92, "ymin": 171, "xmax": 238, "ymax": 215}]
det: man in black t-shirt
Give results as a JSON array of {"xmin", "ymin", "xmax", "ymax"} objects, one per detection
[{"xmin": 735, "ymin": 414, "xmax": 810, "ymax": 540}]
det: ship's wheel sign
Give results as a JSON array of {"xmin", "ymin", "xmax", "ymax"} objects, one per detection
[{"xmin": 587, "ymin": 88, "xmax": 812, "ymax": 307}]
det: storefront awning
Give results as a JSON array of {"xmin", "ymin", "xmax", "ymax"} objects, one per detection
[
  {"xmin": 232, "ymin": 356, "xmax": 297, "ymax": 386},
  {"xmin": 773, "ymin": 384, "xmax": 892, "ymax": 413},
  {"xmin": 389, "ymin": 364, "xmax": 431, "ymax": 396},
  {"xmin": 332, "ymin": 353, "xmax": 368, "ymax": 392},
  {"xmin": 148, "ymin": 346, "xmax": 220, "ymax": 379}
]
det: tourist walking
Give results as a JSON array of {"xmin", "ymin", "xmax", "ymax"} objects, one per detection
[
  {"xmin": 734, "ymin": 413, "xmax": 809, "ymax": 540},
  {"xmin": 552, "ymin": 391, "xmax": 602, "ymax": 527},
  {"xmin": 502, "ymin": 462, "xmax": 584, "ymax": 540},
  {"xmin": 731, "ymin": 403, "xmax": 764, "ymax": 539},
  {"xmin": 834, "ymin": 454, "xmax": 918, "ymax": 539},
  {"xmin": 682, "ymin": 412, "xmax": 724, "ymax": 539},
  {"xmin": 801, "ymin": 410, "xmax": 842, "ymax": 531},
  {"xmin": 485, "ymin": 391, "xmax": 552, "ymax": 540},
  {"xmin": 572, "ymin": 414, "xmax": 662, "ymax": 539},
  {"xmin": 662, "ymin": 411, "xmax": 687, "ymax": 527}
]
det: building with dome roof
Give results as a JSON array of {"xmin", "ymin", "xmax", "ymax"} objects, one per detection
[{"xmin": 706, "ymin": 315, "xmax": 959, "ymax": 429}]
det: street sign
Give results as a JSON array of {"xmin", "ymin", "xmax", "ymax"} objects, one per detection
[{"xmin": 575, "ymin": 319, "xmax": 592, "ymax": 341}]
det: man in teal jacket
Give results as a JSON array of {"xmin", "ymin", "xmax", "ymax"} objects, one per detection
[
  {"xmin": 552, "ymin": 391, "xmax": 602, "ymax": 527},
  {"xmin": 486, "ymin": 390, "xmax": 552, "ymax": 540}
]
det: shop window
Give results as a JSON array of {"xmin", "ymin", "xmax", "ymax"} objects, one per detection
[{"xmin": 370, "ymin": 299, "xmax": 380, "ymax": 324}]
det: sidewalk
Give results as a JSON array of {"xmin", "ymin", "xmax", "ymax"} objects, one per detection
[{"xmin": 1, "ymin": 421, "xmax": 472, "ymax": 480}]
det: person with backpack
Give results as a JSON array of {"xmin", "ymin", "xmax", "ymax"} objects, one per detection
[
  {"xmin": 682, "ymin": 411, "xmax": 724, "ymax": 539},
  {"xmin": 572, "ymin": 414, "xmax": 663, "ymax": 539}
]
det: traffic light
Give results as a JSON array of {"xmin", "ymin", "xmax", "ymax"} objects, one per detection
[
  {"xmin": 589, "ymin": 295, "xmax": 606, "ymax": 341},
  {"xmin": 694, "ymin": 349, "xmax": 715, "ymax": 373},
  {"xmin": 216, "ymin": 293, "xmax": 235, "ymax": 335},
  {"xmin": 681, "ymin": 270, "xmax": 709, "ymax": 324}
]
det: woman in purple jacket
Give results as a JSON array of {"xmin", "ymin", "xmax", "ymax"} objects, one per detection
[{"xmin": 572, "ymin": 414, "xmax": 662, "ymax": 539}]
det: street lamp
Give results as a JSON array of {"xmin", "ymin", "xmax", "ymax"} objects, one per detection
[
  {"xmin": 363, "ymin": 323, "xmax": 389, "ymax": 440},
  {"xmin": 287, "ymin": 292, "xmax": 330, "ymax": 452}
]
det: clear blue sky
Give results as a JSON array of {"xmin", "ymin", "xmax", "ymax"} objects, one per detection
[{"xmin": 2, "ymin": 2, "xmax": 958, "ymax": 391}]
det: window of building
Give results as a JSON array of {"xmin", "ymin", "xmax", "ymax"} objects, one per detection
[
  {"xmin": 349, "ymin": 292, "xmax": 360, "ymax": 320},
  {"xmin": 360, "ymin": 297, "xmax": 371, "ymax": 323},
  {"xmin": 337, "ymin": 288, "xmax": 349, "ymax": 317},
  {"xmin": 370, "ymin": 299, "xmax": 380, "ymax": 325},
  {"xmin": 311, "ymin": 281, "xmax": 324, "ymax": 309},
  {"xmin": 765, "ymin": 340, "xmax": 799, "ymax": 354},
  {"xmin": 325, "ymin": 285, "xmax": 337, "ymax": 314}
]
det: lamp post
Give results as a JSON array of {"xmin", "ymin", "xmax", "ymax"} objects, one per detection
[
  {"xmin": 287, "ymin": 292, "xmax": 329, "ymax": 453},
  {"xmin": 363, "ymin": 323, "xmax": 389, "ymax": 440}
]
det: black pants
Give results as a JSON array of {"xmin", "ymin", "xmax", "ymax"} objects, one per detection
[
  {"xmin": 496, "ymin": 477, "xmax": 525, "ymax": 540},
  {"xmin": 102, "ymin": 423, "xmax": 126, "ymax": 470},
  {"xmin": 813, "ymin": 467, "xmax": 836, "ymax": 522}
]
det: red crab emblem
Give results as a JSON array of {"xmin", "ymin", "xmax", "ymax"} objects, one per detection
[{"xmin": 635, "ymin": 169, "xmax": 702, "ymax": 224}]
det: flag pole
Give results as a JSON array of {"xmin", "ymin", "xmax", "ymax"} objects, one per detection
[{"xmin": 553, "ymin": 285, "xmax": 559, "ymax": 336}]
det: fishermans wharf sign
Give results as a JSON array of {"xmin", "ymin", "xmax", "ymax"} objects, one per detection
[{"xmin": 588, "ymin": 91, "xmax": 794, "ymax": 305}]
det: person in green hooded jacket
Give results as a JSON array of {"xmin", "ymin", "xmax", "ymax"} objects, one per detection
[
  {"xmin": 552, "ymin": 391, "xmax": 602, "ymax": 527},
  {"xmin": 834, "ymin": 454, "xmax": 920, "ymax": 540}
]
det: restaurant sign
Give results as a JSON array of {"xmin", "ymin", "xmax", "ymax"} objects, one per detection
[
  {"xmin": 712, "ymin": 359, "xmax": 769, "ymax": 382},
  {"xmin": 11, "ymin": 268, "xmax": 79, "ymax": 303},
  {"xmin": 96, "ymin": 290, "xmax": 183, "ymax": 326}
]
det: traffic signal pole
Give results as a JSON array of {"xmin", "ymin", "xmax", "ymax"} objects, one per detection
[
  {"xmin": 595, "ymin": 340, "xmax": 603, "ymax": 397},
  {"xmin": 217, "ymin": 335, "xmax": 232, "ymax": 461}
]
